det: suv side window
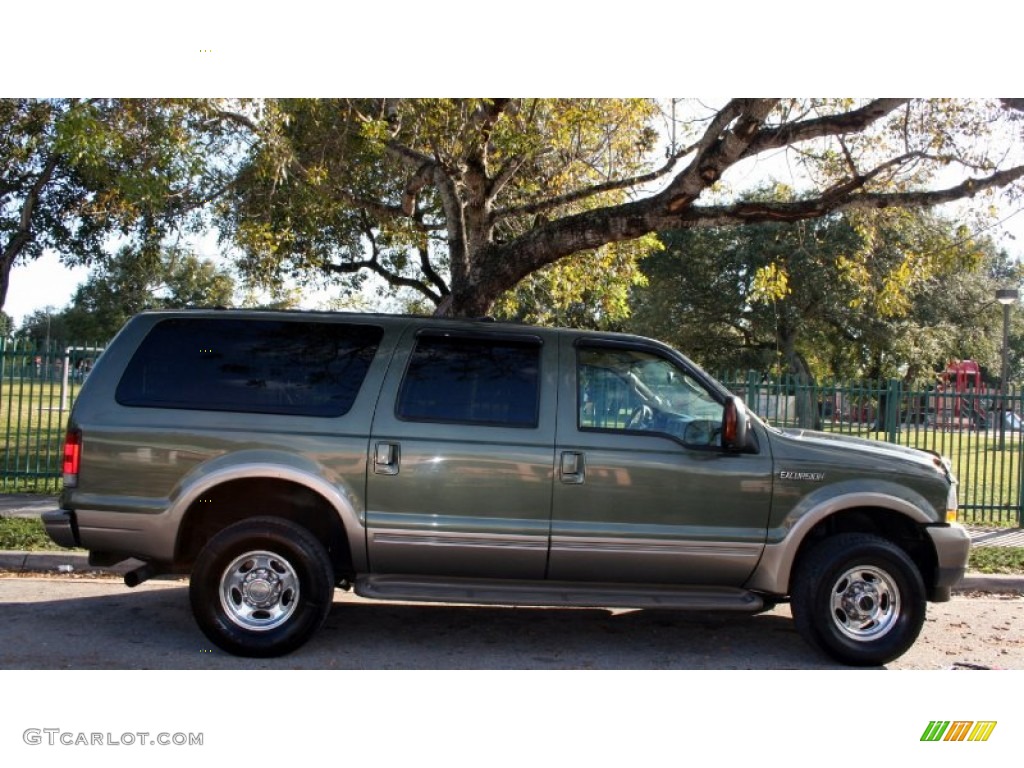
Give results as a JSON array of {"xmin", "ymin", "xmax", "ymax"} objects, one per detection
[
  {"xmin": 578, "ymin": 346, "xmax": 723, "ymax": 444},
  {"xmin": 396, "ymin": 334, "xmax": 541, "ymax": 427},
  {"xmin": 115, "ymin": 318, "xmax": 383, "ymax": 417}
]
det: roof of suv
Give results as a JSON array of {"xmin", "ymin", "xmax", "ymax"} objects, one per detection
[{"xmin": 127, "ymin": 307, "xmax": 657, "ymax": 346}]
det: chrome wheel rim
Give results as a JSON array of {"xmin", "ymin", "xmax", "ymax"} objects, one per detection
[
  {"xmin": 219, "ymin": 550, "xmax": 300, "ymax": 632},
  {"xmin": 829, "ymin": 565, "xmax": 900, "ymax": 641}
]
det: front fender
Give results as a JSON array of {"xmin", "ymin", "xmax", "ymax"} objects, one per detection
[{"xmin": 745, "ymin": 480, "xmax": 940, "ymax": 596}]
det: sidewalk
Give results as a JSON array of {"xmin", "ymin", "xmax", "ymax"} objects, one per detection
[{"xmin": 0, "ymin": 494, "xmax": 58, "ymax": 518}]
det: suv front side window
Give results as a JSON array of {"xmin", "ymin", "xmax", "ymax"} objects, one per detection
[{"xmin": 578, "ymin": 346, "xmax": 723, "ymax": 445}]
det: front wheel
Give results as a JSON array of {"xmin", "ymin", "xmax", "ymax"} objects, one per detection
[
  {"xmin": 189, "ymin": 517, "xmax": 334, "ymax": 657},
  {"xmin": 790, "ymin": 533, "xmax": 926, "ymax": 666}
]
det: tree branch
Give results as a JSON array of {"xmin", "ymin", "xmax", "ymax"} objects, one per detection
[
  {"xmin": 661, "ymin": 99, "xmax": 780, "ymax": 213},
  {"xmin": 698, "ymin": 164, "xmax": 1024, "ymax": 225},
  {"xmin": 492, "ymin": 143, "xmax": 698, "ymax": 220},
  {"xmin": 740, "ymin": 99, "xmax": 910, "ymax": 158},
  {"xmin": 325, "ymin": 221, "xmax": 442, "ymax": 304},
  {"xmin": 417, "ymin": 245, "xmax": 450, "ymax": 296},
  {"xmin": 469, "ymin": 162, "xmax": 1024, "ymax": 307}
]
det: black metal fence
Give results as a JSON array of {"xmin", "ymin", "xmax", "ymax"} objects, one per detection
[{"xmin": 1, "ymin": 338, "xmax": 104, "ymax": 492}]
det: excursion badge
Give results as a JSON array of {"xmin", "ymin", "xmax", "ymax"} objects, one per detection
[{"xmin": 779, "ymin": 470, "xmax": 825, "ymax": 482}]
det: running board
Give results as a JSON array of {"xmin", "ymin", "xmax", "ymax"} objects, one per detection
[{"xmin": 354, "ymin": 575, "xmax": 764, "ymax": 612}]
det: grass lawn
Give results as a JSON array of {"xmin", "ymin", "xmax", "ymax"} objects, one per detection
[
  {"xmin": 0, "ymin": 517, "xmax": 61, "ymax": 550},
  {"xmin": 965, "ymin": 547, "xmax": 1024, "ymax": 574},
  {"xmin": 1, "ymin": 379, "xmax": 80, "ymax": 493}
]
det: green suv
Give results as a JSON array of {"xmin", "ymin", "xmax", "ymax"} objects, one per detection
[{"xmin": 43, "ymin": 310, "xmax": 969, "ymax": 665}]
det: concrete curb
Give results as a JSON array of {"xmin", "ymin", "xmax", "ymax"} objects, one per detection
[
  {"xmin": 1, "ymin": 549, "xmax": 1021, "ymax": 593},
  {"xmin": 0, "ymin": 550, "xmax": 141, "ymax": 576}
]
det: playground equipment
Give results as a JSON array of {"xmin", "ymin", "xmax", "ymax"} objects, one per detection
[{"xmin": 934, "ymin": 359, "xmax": 993, "ymax": 430}]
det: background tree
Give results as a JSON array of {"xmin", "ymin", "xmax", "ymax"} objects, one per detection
[
  {"xmin": 17, "ymin": 247, "xmax": 235, "ymax": 342},
  {"xmin": 61, "ymin": 246, "xmax": 235, "ymax": 341},
  {"xmin": 214, "ymin": 98, "xmax": 1024, "ymax": 317},
  {"xmin": 0, "ymin": 98, "xmax": 247, "ymax": 313},
  {"xmin": 13, "ymin": 306, "xmax": 74, "ymax": 347},
  {"xmin": 628, "ymin": 204, "xmax": 1013, "ymax": 384}
]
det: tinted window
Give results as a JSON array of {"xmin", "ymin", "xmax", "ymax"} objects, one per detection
[
  {"xmin": 116, "ymin": 318, "xmax": 383, "ymax": 417},
  {"xmin": 397, "ymin": 335, "xmax": 541, "ymax": 427}
]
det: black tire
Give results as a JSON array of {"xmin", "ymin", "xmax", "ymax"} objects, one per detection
[
  {"xmin": 790, "ymin": 533, "xmax": 926, "ymax": 666},
  {"xmin": 189, "ymin": 516, "xmax": 334, "ymax": 658}
]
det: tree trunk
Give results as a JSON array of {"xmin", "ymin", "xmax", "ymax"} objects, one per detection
[{"xmin": 781, "ymin": 334, "xmax": 822, "ymax": 430}]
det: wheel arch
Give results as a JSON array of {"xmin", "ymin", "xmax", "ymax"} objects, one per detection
[
  {"xmin": 747, "ymin": 493, "xmax": 939, "ymax": 598},
  {"xmin": 171, "ymin": 464, "xmax": 365, "ymax": 578}
]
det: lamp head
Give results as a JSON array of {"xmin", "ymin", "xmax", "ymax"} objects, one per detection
[{"xmin": 996, "ymin": 288, "xmax": 1019, "ymax": 306}]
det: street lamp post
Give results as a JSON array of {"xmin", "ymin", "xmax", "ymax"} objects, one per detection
[{"xmin": 996, "ymin": 288, "xmax": 1018, "ymax": 451}]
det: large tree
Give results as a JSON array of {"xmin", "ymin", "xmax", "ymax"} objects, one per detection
[{"xmin": 216, "ymin": 98, "xmax": 1024, "ymax": 317}]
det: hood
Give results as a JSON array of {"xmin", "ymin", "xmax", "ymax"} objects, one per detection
[{"xmin": 776, "ymin": 427, "xmax": 945, "ymax": 473}]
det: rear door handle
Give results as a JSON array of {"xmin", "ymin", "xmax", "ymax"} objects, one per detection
[
  {"xmin": 374, "ymin": 442, "xmax": 400, "ymax": 475},
  {"xmin": 560, "ymin": 451, "xmax": 585, "ymax": 484}
]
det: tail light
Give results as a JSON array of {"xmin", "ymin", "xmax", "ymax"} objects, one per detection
[{"xmin": 62, "ymin": 429, "xmax": 81, "ymax": 487}]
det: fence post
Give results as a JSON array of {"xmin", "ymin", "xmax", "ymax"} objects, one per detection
[
  {"xmin": 746, "ymin": 370, "xmax": 760, "ymax": 418},
  {"xmin": 884, "ymin": 378, "xmax": 902, "ymax": 443},
  {"xmin": 1016, "ymin": 383, "xmax": 1024, "ymax": 528}
]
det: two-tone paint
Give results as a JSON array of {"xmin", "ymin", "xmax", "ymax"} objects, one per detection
[{"xmin": 44, "ymin": 310, "xmax": 968, "ymax": 605}]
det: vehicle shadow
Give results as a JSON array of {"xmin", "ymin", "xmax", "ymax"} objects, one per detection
[{"xmin": 0, "ymin": 582, "xmax": 848, "ymax": 669}]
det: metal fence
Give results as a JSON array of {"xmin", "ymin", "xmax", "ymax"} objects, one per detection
[
  {"xmin": 719, "ymin": 372, "xmax": 1024, "ymax": 527},
  {"xmin": 1, "ymin": 338, "xmax": 104, "ymax": 492},
  {"xmin": 1, "ymin": 341, "xmax": 1021, "ymax": 526}
]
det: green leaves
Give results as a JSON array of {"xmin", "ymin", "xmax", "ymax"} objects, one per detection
[
  {"xmin": 18, "ymin": 245, "xmax": 236, "ymax": 342},
  {"xmin": 629, "ymin": 202, "xmax": 1012, "ymax": 383}
]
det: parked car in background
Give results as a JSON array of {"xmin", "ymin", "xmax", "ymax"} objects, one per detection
[{"xmin": 43, "ymin": 310, "xmax": 969, "ymax": 665}]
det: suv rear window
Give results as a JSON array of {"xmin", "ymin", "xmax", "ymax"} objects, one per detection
[
  {"xmin": 116, "ymin": 317, "xmax": 383, "ymax": 417},
  {"xmin": 396, "ymin": 334, "xmax": 541, "ymax": 427}
]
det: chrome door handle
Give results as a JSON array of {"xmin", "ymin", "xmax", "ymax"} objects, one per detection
[
  {"xmin": 374, "ymin": 442, "xmax": 400, "ymax": 475},
  {"xmin": 560, "ymin": 451, "xmax": 585, "ymax": 484}
]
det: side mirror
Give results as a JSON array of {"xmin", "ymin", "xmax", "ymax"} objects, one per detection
[{"xmin": 722, "ymin": 396, "xmax": 750, "ymax": 451}]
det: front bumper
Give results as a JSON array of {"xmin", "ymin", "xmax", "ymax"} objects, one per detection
[
  {"xmin": 41, "ymin": 510, "xmax": 79, "ymax": 549},
  {"xmin": 925, "ymin": 522, "xmax": 971, "ymax": 602}
]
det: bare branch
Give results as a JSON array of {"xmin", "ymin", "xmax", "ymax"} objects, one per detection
[
  {"xmin": 385, "ymin": 138, "xmax": 435, "ymax": 170},
  {"xmin": 705, "ymin": 164, "xmax": 1024, "ymax": 225},
  {"xmin": 471, "ymin": 162, "xmax": 1024, "ymax": 304},
  {"xmin": 417, "ymin": 245, "xmax": 450, "ymax": 296},
  {"xmin": 741, "ymin": 99, "xmax": 910, "ymax": 158},
  {"xmin": 325, "ymin": 220, "xmax": 442, "ymax": 304},
  {"xmin": 492, "ymin": 142, "xmax": 698, "ymax": 220}
]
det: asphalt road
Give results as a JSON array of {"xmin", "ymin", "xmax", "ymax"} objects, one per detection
[{"xmin": 1, "ymin": 574, "xmax": 1021, "ymax": 669}]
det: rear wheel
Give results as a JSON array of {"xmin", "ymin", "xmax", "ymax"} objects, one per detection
[
  {"xmin": 189, "ymin": 516, "xmax": 334, "ymax": 657},
  {"xmin": 791, "ymin": 533, "xmax": 926, "ymax": 666}
]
